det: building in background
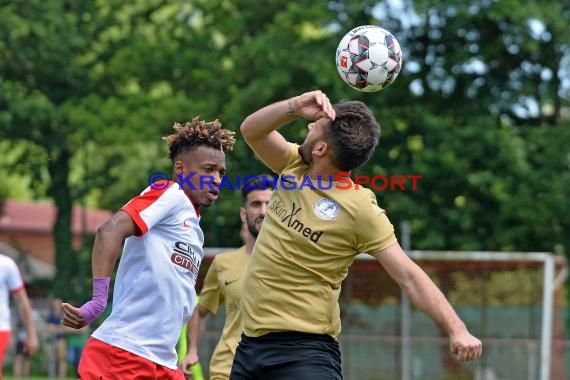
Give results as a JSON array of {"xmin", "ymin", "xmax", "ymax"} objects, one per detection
[{"xmin": 0, "ymin": 200, "xmax": 112, "ymax": 283}]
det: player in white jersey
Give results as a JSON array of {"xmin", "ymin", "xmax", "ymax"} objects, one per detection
[
  {"xmin": 61, "ymin": 118, "xmax": 235, "ymax": 380},
  {"xmin": 0, "ymin": 253, "xmax": 39, "ymax": 379}
]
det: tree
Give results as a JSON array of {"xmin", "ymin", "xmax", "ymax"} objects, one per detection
[{"xmin": 0, "ymin": 0, "xmax": 226, "ymax": 298}]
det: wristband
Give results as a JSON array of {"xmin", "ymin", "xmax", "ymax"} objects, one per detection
[{"xmin": 80, "ymin": 277, "xmax": 110, "ymax": 325}]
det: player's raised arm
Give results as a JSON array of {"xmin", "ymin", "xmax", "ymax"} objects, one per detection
[
  {"xmin": 372, "ymin": 243, "xmax": 482, "ymax": 362},
  {"xmin": 240, "ymin": 90, "xmax": 336, "ymax": 172}
]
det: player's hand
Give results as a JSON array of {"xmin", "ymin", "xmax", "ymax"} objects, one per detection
[
  {"xmin": 24, "ymin": 333, "xmax": 39, "ymax": 355},
  {"xmin": 450, "ymin": 330, "xmax": 482, "ymax": 361},
  {"xmin": 61, "ymin": 302, "xmax": 86, "ymax": 329},
  {"xmin": 179, "ymin": 351, "xmax": 199, "ymax": 378},
  {"xmin": 290, "ymin": 90, "xmax": 336, "ymax": 122}
]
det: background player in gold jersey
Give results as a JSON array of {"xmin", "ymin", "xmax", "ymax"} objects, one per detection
[
  {"xmin": 231, "ymin": 90, "xmax": 482, "ymax": 379},
  {"xmin": 181, "ymin": 176, "xmax": 274, "ymax": 379}
]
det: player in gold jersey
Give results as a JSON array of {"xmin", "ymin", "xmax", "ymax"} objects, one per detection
[
  {"xmin": 230, "ymin": 90, "xmax": 482, "ymax": 379},
  {"xmin": 181, "ymin": 176, "xmax": 274, "ymax": 379}
]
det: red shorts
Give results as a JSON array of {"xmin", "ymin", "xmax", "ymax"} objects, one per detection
[
  {"xmin": 0, "ymin": 331, "xmax": 11, "ymax": 377},
  {"xmin": 78, "ymin": 337, "xmax": 185, "ymax": 380}
]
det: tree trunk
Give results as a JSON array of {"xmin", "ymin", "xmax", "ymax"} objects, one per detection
[{"xmin": 47, "ymin": 145, "xmax": 75, "ymax": 300}]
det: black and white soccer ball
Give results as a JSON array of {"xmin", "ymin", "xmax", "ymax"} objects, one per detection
[{"xmin": 336, "ymin": 25, "xmax": 403, "ymax": 92}]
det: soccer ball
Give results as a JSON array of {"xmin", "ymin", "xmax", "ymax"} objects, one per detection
[{"xmin": 335, "ymin": 25, "xmax": 403, "ymax": 92}]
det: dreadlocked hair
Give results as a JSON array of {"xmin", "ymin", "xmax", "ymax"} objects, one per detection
[{"xmin": 163, "ymin": 117, "xmax": 236, "ymax": 161}]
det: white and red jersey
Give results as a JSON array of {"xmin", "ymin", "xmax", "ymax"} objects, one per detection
[
  {"xmin": 0, "ymin": 254, "xmax": 24, "ymax": 332},
  {"xmin": 92, "ymin": 180, "xmax": 203, "ymax": 369}
]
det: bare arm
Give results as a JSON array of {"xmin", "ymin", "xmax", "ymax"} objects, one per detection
[
  {"xmin": 62, "ymin": 210, "xmax": 137, "ymax": 328},
  {"xmin": 373, "ymin": 242, "xmax": 482, "ymax": 361},
  {"xmin": 180, "ymin": 305, "xmax": 210, "ymax": 375},
  {"xmin": 13, "ymin": 289, "xmax": 39, "ymax": 355},
  {"xmin": 240, "ymin": 90, "xmax": 336, "ymax": 171},
  {"xmin": 90, "ymin": 210, "xmax": 138, "ymax": 277}
]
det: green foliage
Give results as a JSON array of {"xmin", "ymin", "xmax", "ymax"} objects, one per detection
[
  {"xmin": 0, "ymin": 140, "xmax": 49, "ymax": 199},
  {"xmin": 449, "ymin": 268, "xmax": 544, "ymax": 306},
  {"xmin": 371, "ymin": 112, "xmax": 570, "ymax": 253}
]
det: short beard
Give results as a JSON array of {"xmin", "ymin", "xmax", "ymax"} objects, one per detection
[
  {"xmin": 247, "ymin": 217, "xmax": 261, "ymax": 238},
  {"xmin": 298, "ymin": 142, "xmax": 314, "ymax": 166}
]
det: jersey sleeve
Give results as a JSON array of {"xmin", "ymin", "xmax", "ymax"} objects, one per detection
[
  {"xmin": 354, "ymin": 191, "xmax": 398, "ymax": 254},
  {"xmin": 121, "ymin": 181, "xmax": 178, "ymax": 236},
  {"xmin": 198, "ymin": 257, "xmax": 222, "ymax": 315},
  {"xmin": 274, "ymin": 143, "xmax": 302, "ymax": 175},
  {"xmin": 6, "ymin": 258, "xmax": 24, "ymax": 292}
]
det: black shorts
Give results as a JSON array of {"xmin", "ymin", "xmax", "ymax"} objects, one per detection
[
  {"xmin": 230, "ymin": 331, "xmax": 342, "ymax": 380},
  {"xmin": 16, "ymin": 340, "xmax": 29, "ymax": 357}
]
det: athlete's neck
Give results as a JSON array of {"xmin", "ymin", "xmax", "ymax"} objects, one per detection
[
  {"xmin": 308, "ymin": 151, "xmax": 344, "ymax": 179},
  {"xmin": 308, "ymin": 162, "xmax": 346, "ymax": 181},
  {"xmin": 245, "ymin": 234, "xmax": 256, "ymax": 255},
  {"xmin": 189, "ymin": 197, "xmax": 200, "ymax": 217}
]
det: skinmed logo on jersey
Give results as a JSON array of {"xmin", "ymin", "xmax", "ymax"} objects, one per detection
[
  {"xmin": 270, "ymin": 198, "xmax": 323, "ymax": 243},
  {"xmin": 170, "ymin": 241, "xmax": 200, "ymax": 278}
]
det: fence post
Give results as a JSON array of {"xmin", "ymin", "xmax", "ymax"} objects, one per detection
[
  {"xmin": 401, "ymin": 221, "xmax": 411, "ymax": 380},
  {"xmin": 539, "ymin": 254, "xmax": 554, "ymax": 380}
]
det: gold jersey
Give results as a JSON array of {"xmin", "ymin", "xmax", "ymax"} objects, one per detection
[
  {"xmin": 241, "ymin": 143, "xmax": 397, "ymax": 338},
  {"xmin": 198, "ymin": 246, "xmax": 249, "ymax": 379}
]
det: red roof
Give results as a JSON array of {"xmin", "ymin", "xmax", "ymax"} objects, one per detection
[{"xmin": 0, "ymin": 200, "xmax": 113, "ymax": 234}]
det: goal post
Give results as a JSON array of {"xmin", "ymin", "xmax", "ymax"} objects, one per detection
[{"xmin": 353, "ymin": 250, "xmax": 567, "ymax": 380}]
